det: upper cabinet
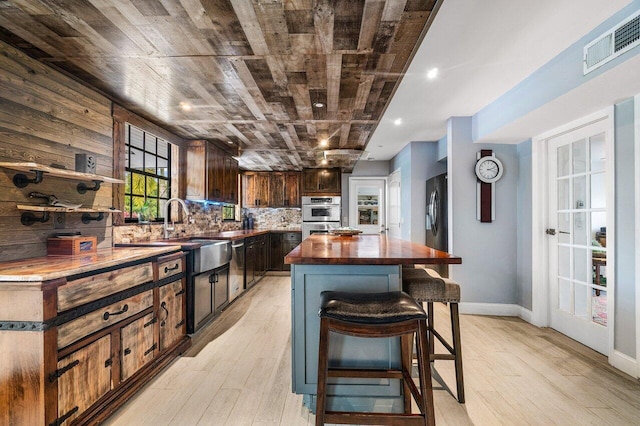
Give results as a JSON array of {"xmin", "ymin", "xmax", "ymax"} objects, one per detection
[
  {"xmin": 270, "ymin": 172, "xmax": 301, "ymax": 208},
  {"xmin": 242, "ymin": 172, "xmax": 270, "ymax": 208},
  {"xmin": 186, "ymin": 141, "xmax": 238, "ymax": 204},
  {"xmin": 302, "ymin": 168, "xmax": 341, "ymax": 195},
  {"xmin": 242, "ymin": 171, "xmax": 301, "ymax": 208}
]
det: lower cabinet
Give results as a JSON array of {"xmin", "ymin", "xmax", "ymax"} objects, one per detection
[
  {"xmin": 159, "ymin": 279, "xmax": 185, "ymax": 351},
  {"xmin": 245, "ymin": 234, "xmax": 268, "ymax": 287},
  {"xmin": 56, "ymin": 335, "xmax": 112, "ymax": 425},
  {"xmin": 121, "ymin": 312, "xmax": 156, "ymax": 382},
  {"xmin": 270, "ymin": 232, "xmax": 301, "ymax": 271}
]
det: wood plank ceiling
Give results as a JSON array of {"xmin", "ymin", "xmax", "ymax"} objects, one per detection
[{"xmin": 0, "ymin": 0, "xmax": 440, "ymax": 171}]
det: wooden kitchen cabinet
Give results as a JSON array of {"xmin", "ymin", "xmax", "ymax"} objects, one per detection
[
  {"xmin": 158, "ymin": 280, "xmax": 185, "ymax": 351},
  {"xmin": 56, "ymin": 335, "xmax": 112, "ymax": 425},
  {"xmin": 270, "ymin": 172, "xmax": 301, "ymax": 207},
  {"xmin": 270, "ymin": 232, "xmax": 302, "ymax": 271},
  {"xmin": 0, "ymin": 248, "xmax": 190, "ymax": 426},
  {"xmin": 187, "ymin": 140, "xmax": 238, "ymax": 203},
  {"xmin": 242, "ymin": 172, "xmax": 270, "ymax": 207},
  {"xmin": 120, "ymin": 313, "xmax": 156, "ymax": 382},
  {"xmin": 301, "ymin": 168, "xmax": 341, "ymax": 195}
]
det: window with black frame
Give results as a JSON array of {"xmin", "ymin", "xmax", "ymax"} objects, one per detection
[{"xmin": 124, "ymin": 124, "xmax": 171, "ymax": 222}]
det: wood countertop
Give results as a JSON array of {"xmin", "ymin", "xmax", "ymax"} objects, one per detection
[
  {"xmin": 119, "ymin": 229, "xmax": 302, "ymax": 248},
  {"xmin": 0, "ymin": 246, "xmax": 180, "ymax": 283},
  {"xmin": 284, "ymin": 234, "xmax": 461, "ymax": 266}
]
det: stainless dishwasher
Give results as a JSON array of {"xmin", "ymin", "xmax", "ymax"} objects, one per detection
[{"xmin": 229, "ymin": 240, "xmax": 245, "ymax": 302}]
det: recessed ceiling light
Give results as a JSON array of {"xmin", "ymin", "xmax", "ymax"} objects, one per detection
[
  {"xmin": 314, "ymin": 102, "xmax": 325, "ymax": 108},
  {"xmin": 227, "ymin": 141, "xmax": 233, "ymax": 144},
  {"xmin": 321, "ymin": 159, "xmax": 328, "ymax": 165},
  {"xmin": 394, "ymin": 118, "xmax": 402, "ymax": 126},
  {"xmin": 179, "ymin": 102, "xmax": 192, "ymax": 111},
  {"xmin": 320, "ymin": 139, "xmax": 328, "ymax": 147},
  {"xmin": 426, "ymin": 68, "xmax": 438, "ymax": 79}
]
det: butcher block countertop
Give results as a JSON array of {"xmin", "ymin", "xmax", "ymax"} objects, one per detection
[
  {"xmin": 284, "ymin": 234, "xmax": 461, "ymax": 266},
  {"xmin": 0, "ymin": 246, "xmax": 180, "ymax": 283}
]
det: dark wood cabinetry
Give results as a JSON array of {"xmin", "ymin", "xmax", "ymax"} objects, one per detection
[
  {"xmin": 270, "ymin": 172, "xmax": 301, "ymax": 207},
  {"xmin": 187, "ymin": 141, "xmax": 238, "ymax": 204},
  {"xmin": 302, "ymin": 168, "xmax": 341, "ymax": 195},
  {"xmin": 242, "ymin": 172, "xmax": 270, "ymax": 207},
  {"xmin": 242, "ymin": 171, "xmax": 301, "ymax": 208},
  {"xmin": 244, "ymin": 234, "xmax": 269, "ymax": 287},
  {"xmin": 270, "ymin": 232, "xmax": 302, "ymax": 271}
]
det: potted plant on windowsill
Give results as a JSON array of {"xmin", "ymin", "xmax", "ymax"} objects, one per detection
[{"xmin": 134, "ymin": 200, "xmax": 155, "ymax": 223}]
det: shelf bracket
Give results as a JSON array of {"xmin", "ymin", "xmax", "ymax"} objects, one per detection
[
  {"xmin": 21, "ymin": 211, "xmax": 50, "ymax": 226},
  {"xmin": 81, "ymin": 212, "xmax": 104, "ymax": 224},
  {"xmin": 77, "ymin": 180, "xmax": 102, "ymax": 194},
  {"xmin": 13, "ymin": 170, "xmax": 44, "ymax": 188}
]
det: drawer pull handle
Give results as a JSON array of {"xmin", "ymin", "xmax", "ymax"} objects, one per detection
[
  {"xmin": 123, "ymin": 348, "xmax": 131, "ymax": 356},
  {"xmin": 103, "ymin": 304, "xmax": 129, "ymax": 321},
  {"xmin": 50, "ymin": 406, "xmax": 79, "ymax": 426},
  {"xmin": 175, "ymin": 289, "xmax": 185, "ymax": 297},
  {"xmin": 105, "ymin": 358, "xmax": 113, "ymax": 368},
  {"xmin": 49, "ymin": 360, "xmax": 80, "ymax": 382},
  {"xmin": 175, "ymin": 319, "xmax": 185, "ymax": 329},
  {"xmin": 144, "ymin": 342, "xmax": 158, "ymax": 356},
  {"xmin": 144, "ymin": 317, "xmax": 157, "ymax": 328},
  {"xmin": 164, "ymin": 264, "xmax": 179, "ymax": 273},
  {"xmin": 160, "ymin": 301, "xmax": 169, "ymax": 327}
]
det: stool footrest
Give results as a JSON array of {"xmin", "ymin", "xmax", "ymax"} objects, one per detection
[
  {"xmin": 431, "ymin": 328, "xmax": 455, "ymax": 354},
  {"xmin": 328, "ymin": 368, "xmax": 404, "ymax": 380},
  {"xmin": 431, "ymin": 354, "xmax": 456, "ymax": 361},
  {"xmin": 325, "ymin": 412, "xmax": 429, "ymax": 426}
]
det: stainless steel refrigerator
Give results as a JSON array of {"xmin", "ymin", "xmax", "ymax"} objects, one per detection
[{"xmin": 425, "ymin": 173, "xmax": 449, "ymax": 277}]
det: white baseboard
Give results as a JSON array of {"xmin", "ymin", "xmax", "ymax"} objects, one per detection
[
  {"xmin": 610, "ymin": 350, "xmax": 639, "ymax": 379},
  {"xmin": 458, "ymin": 302, "xmax": 522, "ymax": 317}
]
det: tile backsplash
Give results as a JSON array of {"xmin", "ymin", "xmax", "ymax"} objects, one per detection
[
  {"xmin": 113, "ymin": 203, "xmax": 302, "ymax": 243},
  {"xmin": 113, "ymin": 201, "xmax": 240, "ymax": 243}
]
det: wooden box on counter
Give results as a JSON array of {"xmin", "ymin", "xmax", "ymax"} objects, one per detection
[{"xmin": 47, "ymin": 236, "xmax": 97, "ymax": 256}]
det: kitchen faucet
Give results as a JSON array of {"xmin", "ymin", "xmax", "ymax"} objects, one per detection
[{"xmin": 163, "ymin": 198, "xmax": 193, "ymax": 239}]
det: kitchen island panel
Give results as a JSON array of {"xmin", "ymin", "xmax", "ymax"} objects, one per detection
[{"xmin": 292, "ymin": 264, "xmax": 404, "ymax": 413}]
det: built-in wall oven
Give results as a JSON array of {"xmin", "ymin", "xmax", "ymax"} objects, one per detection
[{"xmin": 302, "ymin": 196, "xmax": 341, "ymax": 238}]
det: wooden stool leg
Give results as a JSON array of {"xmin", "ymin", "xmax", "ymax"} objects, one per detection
[
  {"xmin": 401, "ymin": 333, "xmax": 413, "ymax": 414},
  {"xmin": 450, "ymin": 303, "xmax": 465, "ymax": 403},
  {"xmin": 427, "ymin": 302, "xmax": 435, "ymax": 360},
  {"xmin": 416, "ymin": 320, "xmax": 435, "ymax": 426},
  {"xmin": 315, "ymin": 318, "xmax": 330, "ymax": 425}
]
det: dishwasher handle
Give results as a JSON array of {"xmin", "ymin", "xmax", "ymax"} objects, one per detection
[{"xmin": 232, "ymin": 242, "xmax": 245, "ymax": 248}]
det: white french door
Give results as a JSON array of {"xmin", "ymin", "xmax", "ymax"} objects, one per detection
[
  {"xmin": 387, "ymin": 170, "xmax": 401, "ymax": 239},
  {"xmin": 349, "ymin": 178, "xmax": 386, "ymax": 234},
  {"xmin": 547, "ymin": 118, "xmax": 612, "ymax": 355}
]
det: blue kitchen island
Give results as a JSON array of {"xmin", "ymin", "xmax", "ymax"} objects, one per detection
[{"xmin": 284, "ymin": 234, "xmax": 461, "ymax": 413}]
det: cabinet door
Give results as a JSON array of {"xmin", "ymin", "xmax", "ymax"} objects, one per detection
[
  {"xmin": 270, "ymin": 233, "xmax": 284, "ymax": 271},
  {"xmin": 186, "ymin": 141, "xmax": 207, "ymax": 200},
  {"xmin": 56, "ymin": 335, "xmax": 112, "ymax": 425},
  {"xmin": 121, "ymin": 312, "xmax": 156, "ymax": 382},
  {"xmin": 224, "ymin": 155, "xmax": 238, "ymax": 204},
  {"xmin": 269, "ymin": 173, "xmax": 286, "ymax": 207},
  {"xmin": 158, "ymin": 280, "xmax": 185, "ymax": 351},
  {"xmin": 302, "ymin": 169, "xmax": 319, "ymax": 194},
  {"xmin": 243, "ymin": 172, "xmax": 269, "ymax": 207},
  {"xmin": 245, "ymin": 239, "xmax": 256, "ymax": 286},
  {"xmin": 284, "ymin": 172, "xmax": 301, "ymax": 207},
  {"xmin": 207, "ymin": 145, "xmax": 224, "ymax": 201},
  {"xmin": 318, "ymin": 169, "xmax": 340, "ymax": 193},
  {"xmin": 282, "ymin": 233, "xmax": 302, "ymax": 271}
]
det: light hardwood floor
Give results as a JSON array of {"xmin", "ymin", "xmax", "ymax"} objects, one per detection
[{"xmin": 104, "ymin": 275, "xmax": 640, "ymax": 426}]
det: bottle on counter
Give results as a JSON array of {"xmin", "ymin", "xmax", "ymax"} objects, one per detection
[
  {"xmin": 247, "ymin": 213, "xmax": 254, "ymax": 229},
  {"xmin": 242, "ymin": 214, "xmax": 248, "ymax": 229}
]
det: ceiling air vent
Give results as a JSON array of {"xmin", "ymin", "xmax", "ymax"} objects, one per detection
[{"xmin": 584, "ymin": 10, "xmax": 640, "ymax": 75}]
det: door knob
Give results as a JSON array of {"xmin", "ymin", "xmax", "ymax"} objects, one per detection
[{"xmin": 546, "ymin": 228, "xmax": 556, "ymax": 235}]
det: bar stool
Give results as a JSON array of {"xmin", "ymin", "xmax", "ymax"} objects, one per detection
[
  {"xmin": 316, "ymin": 290, "xmax": 435, "ymax": 426},
  {"xmin": 402, "ymin": 267, "xmax": 465, "ymax": 403}
]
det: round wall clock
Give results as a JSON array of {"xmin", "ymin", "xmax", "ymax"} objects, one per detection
[{"xmin": 475, "ymin": 156, "xmax": 503, "ymax": 183}]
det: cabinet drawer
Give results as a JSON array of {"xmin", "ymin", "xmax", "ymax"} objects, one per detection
[
  {"xmin": 57, "ymin": 290, "xmax": 153, "ymax": 349},
  {"xmin": 121, "ymin": 312, "xmax": 156, "ymax": 382},
  {"xmin": 58, "ymin": 262, "xmax": 153, "ymax": 312},
  {"xmin": 156, "ymin": 253, "xmax": 184, "ymax": 281},
  {"xmin": 283, "ymin": 233, "xmax": 302, "ymax": 242},
  {"xmin": 56, "ymin": 335, "xmax": 112, "ymax": 425}
]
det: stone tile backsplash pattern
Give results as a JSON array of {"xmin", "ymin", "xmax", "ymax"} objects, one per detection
[
  {"xmin": 113, "ymin": 202, "xmax": 301, "ymax": 244},
  {"xmin": 244, "ymin": 208, "xmax": 301, "ymax": 230}
]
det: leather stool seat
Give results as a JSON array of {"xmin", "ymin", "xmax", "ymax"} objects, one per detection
[
  {"xmin": 319, "ymin": 290, "xmax": 427, "ymax": 323},
  {"xmin": 402, "ymin": 267, "xmax": 465, "ymax": 404},
  {"xmin": 315, "ymin": 290, "xmax": 435, "ymax": 426}
]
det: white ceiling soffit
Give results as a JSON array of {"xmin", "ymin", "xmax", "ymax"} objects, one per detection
[{"xmin": 366, "ymin": 0, "xmax": 629, "ymax": 161}]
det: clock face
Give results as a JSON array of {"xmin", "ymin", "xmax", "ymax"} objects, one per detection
[{"xmin": 475, "ymin": 157, "xmax": 503, "ymax": 183}]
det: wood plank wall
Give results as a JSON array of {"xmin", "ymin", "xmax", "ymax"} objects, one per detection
[{"xmin": 0, "ymin": 39, "xmax": 114, "ymax": 261}]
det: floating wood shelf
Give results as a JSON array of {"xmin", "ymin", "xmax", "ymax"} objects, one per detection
[
  {"xmin": 0, "ymin": 161, "xmax": 124, "ymax": 187},
  {"xmin": 16, "ymin": 205, "xmax": 121, "ymax": 213}
]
